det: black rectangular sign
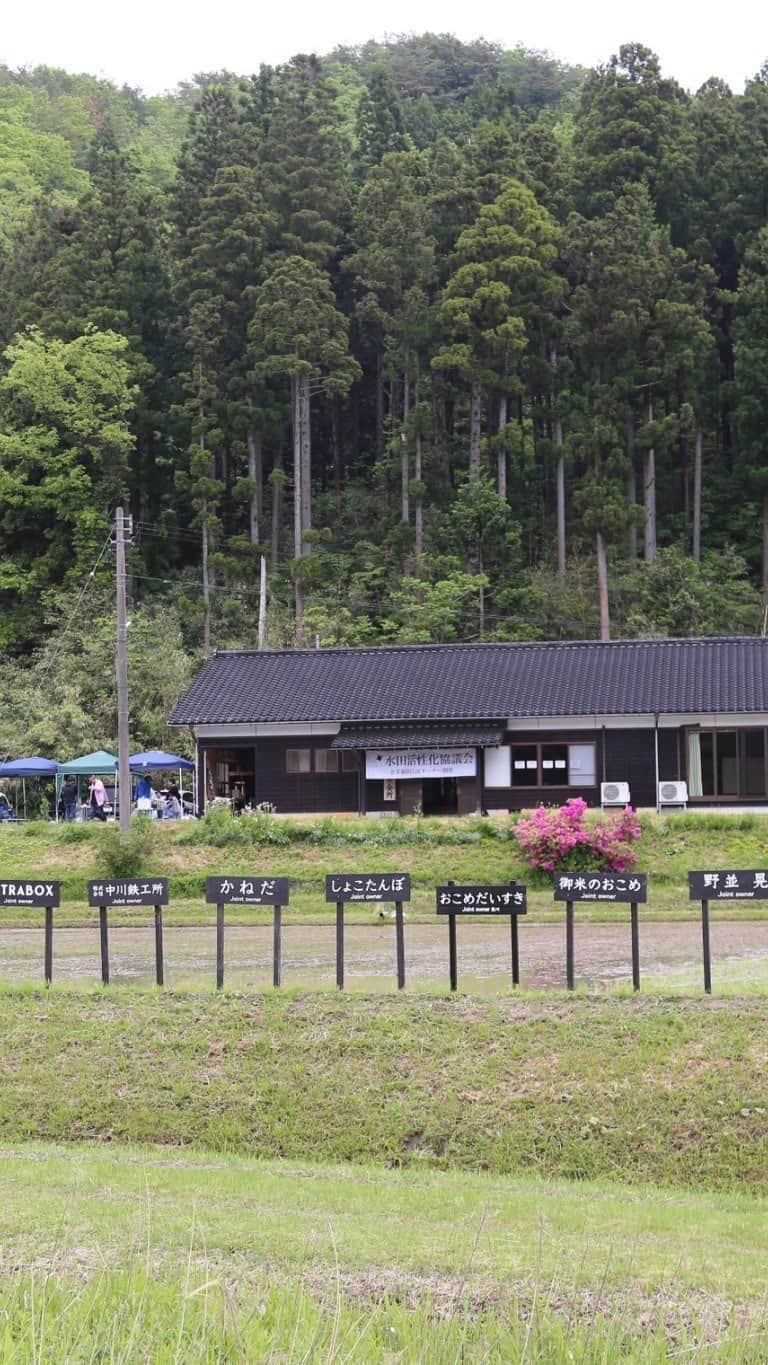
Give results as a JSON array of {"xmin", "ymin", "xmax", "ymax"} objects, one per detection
[
  {"xmin": 554, "ymin": 872, "xmax": 647, "ymax": 903},
  {"xmin": 325, "ymin": 873, "xmax": 411, "ymax": 903},
  {"xmin": 436, "ymin": 884, "xmax": 527, "ymax": 915},
  {"xmin": 0, "ymin": 879, "xmax": 60, "ymax": 907},
  {"xmin": 88, "ymin": 878, "xmax": 169, "ymax": 907},
  {"xmin": 689, "ymin": 870, "xmax": 768, "ymax": 901},
  {"xmin": 206, "ymin": 876, "xmax": 290, "ymax": 906}
]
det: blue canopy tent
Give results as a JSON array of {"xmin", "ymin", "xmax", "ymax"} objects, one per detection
[
  {"xmin": 56, "ymin": 750, "xmax": 119, "ymax": 821},
  {"xmin": 0, "ymin": 756, "xmax": 59, "ymax": 820},
  {"xmin": 129, "ymin": 750, "xmax": 196, "ymax": 816}
]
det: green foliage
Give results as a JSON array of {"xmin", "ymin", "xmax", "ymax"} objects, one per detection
[
  {"xmin": 0, "ymin": 36, "xmax": 767, "ymax": 670},
  {"xmin": 93, "ymin": 814, "xmax": 158, "ymax": 879}
]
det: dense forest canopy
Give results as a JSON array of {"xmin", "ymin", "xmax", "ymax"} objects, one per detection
[{"xmin": 1, "ymin": 34, "xmax": 768, "ymax": 755}]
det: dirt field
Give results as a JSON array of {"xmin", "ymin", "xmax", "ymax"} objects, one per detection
[{"xmin": 1, "ymin": 916, "xmax": 766, "ymax": 991}]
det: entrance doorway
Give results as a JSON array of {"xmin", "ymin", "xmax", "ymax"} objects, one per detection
[{"xmin": 422, "ymin": 777, "xmax": 458, "ymax": 816}]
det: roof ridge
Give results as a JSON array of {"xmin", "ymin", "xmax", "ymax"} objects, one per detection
[{"xmin": 208, "ymin": 635, "xmax": 766, "ymax": 660}]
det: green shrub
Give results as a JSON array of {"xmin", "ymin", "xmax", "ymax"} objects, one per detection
[
  {"xmin": 94, "ymin": 815, "xmax": 158, "ymax": 878},
  {"xmin": 59, "ymin": 822, "xmax": 94, "ymax": 844}
]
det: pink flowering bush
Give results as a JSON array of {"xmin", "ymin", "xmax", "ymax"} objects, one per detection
[{"xmin": 515, "ymin": 798, "xmax": 642, "ymax": 874}]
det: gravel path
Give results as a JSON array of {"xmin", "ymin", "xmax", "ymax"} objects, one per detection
[{"xmin": 0, "ymin": 919, "xmax": 766, "ymax": 991}]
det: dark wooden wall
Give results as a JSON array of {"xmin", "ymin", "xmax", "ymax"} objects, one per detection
[{"xmin": 199, "ymin": 727, "xmax": 684, "ymax": 815}]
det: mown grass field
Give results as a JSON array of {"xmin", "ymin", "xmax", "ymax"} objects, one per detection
[
  {"xmin": 0, "ymin": 1141, "xmax": 766, "ymax": 1360},
  {"xmin": 2, "ymin": 810, "xmax": 768, "ymax": 924},
  {"xmin": 1, "ymin": 990, "xmax": 768, "ymax": 1357}
]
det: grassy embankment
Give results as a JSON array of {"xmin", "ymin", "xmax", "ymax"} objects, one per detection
[
  {"xmin": 1, "ymin": 991, "xmax": 766, "ymax": 1189},
  {"xmin": 1, "ymin": 990, "xmax": 768, "ymax": 1356},
  {"xmin": 1, "ymin": 809, "xmax": 768, "ymax": 924}
]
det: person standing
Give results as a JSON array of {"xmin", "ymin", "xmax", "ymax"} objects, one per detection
[
  {"xmin": 62, "ymin": 774, "xmax": 78, "ymax": 821},
  {"xmin": 135, "ymin": 774, "xmax": 153, "ymax": 813},
  {"xmin": 89, "ymin": 775, "xmax": 108, "ymax": 822}
]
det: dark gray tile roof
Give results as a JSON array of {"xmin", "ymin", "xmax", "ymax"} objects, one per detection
[
  {"xmin": 330, "ymin": 723, "xmax": 505, "ymax": 749},
  {"xmin": 170, "ymin": 637, "xmax": 768, "ymax": 726}
]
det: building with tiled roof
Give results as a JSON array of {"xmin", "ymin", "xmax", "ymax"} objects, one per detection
[{"xmin": 171, "ymin": 637, "xmax": 768, "ymax": 814}]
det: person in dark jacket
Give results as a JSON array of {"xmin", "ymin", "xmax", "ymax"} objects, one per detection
[{"xmin": 62, "ymin": 775, "xmax": 78, "ymax": 821}]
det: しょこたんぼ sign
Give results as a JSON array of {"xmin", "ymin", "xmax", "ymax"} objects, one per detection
[{"xmin": 325, "ymin": 874, "xmax": 411, "ymax": 903}]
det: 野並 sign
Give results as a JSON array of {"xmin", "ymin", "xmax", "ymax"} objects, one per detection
[
  {"xmin": 689, "ymin": 870, "xmax": 768, "ymax": 900},
  {"xmin": 206, "ymin": 876, "xmax": 289, "ymax": 905},
  {"xmin": 365, "ymin": 749, "xmax": 476, "ymax": 780},
  {"xmin": 88, "ymin": 878, "xmax": 169, "ymax": 907},
  {"xmin": 0, "ymin": 879, "xmax": 60, "ymax": 907},
  {"xmin": 554, "ymin": 873, "xmax": 647, "ymax": 903},
  {"xmin": 325, "ymin": 873, "xmax": 411, "ymax": 903},
  {"xmin": 436, "ymin": 884, "xmax": 527, "ymax": 915}
]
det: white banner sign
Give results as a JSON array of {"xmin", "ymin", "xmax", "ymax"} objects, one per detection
[{"xmin": 365, "ymin": 748, "xmax": 476, "ymax": 780}]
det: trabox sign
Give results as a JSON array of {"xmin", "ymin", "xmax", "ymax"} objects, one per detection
[{"xmin": 0, "ymin": 879, "xmax": 60, "ymax": 907}]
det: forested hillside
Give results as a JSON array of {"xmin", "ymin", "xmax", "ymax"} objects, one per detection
[{"xmin": 1, "ymin": 36, "xmax": 768, "ymax": 754}]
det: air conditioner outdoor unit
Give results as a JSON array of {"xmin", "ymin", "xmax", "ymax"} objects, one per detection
[
  {"xmin": 658, "ymin": 780, "xmax": 688, "ymax": 809},
  {"xmin": 601, "ymin": 781, "xmax": 630, "ymax": 808}
]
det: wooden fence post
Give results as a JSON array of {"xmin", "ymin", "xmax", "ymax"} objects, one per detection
[
  {"xmin": 216, "ymin": 903, "xmax": 224, "ymax": 990},
  {"xmin": 99, "ymin": 905, "xmax": 109, "ymax": 985},
  {"xmin": 273, "ymin": 904, "xmax": 282, "ymax": 988}
]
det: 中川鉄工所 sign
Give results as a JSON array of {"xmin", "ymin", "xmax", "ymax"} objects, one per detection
[{"xmin": 88, "ymin": 879, "xmax": 169, "ymax": 906}]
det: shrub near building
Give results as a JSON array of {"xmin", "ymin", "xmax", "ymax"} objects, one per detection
[{"xmin": 515, "ymin": 797, "xmax": 642, "ymax": 873}]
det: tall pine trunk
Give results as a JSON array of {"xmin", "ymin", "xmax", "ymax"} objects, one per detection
[
  {"xmin": 693, "ymin": 422, "xmax": 703, "ymax": 562},
  {"xmin": 414, "ymin": 427, "xmax": 423, "ymax": 569},
  {"xmin": 270, "ymin": 447, "xmax": 282, "ymax": 570},
  {"xmin": 556, "ymin": 416, "xmax": 566, "ymax": 580},
  {"xmin": 626, "ymin": 417, "xmax": 637, "ymax": 569},
  {"xmin": 644, "ymin": 398, "xmax": 656, "ymax": 563},
  {"xmin": 201, "ymin": 494, "xmax": 211, "ymax": 651},
  {"xmin": 375, "ymin": 350, "xmax": 385, "ymax": 458},
  {"xmin": 331, "ymin": 397, "xmax": 342, "ymax": 522},
  {"xmin": 299, "ymin": 371, "xmax": 311, "ymax": 537},
  {"xmin": 401, "ymin": 368, "xmax": 410, "ymax": 525},
  {"xmin": 291, "ymin": 375, "xmax": 305, "ymax": 645},
  {"xmin": 497, "ymin": 393, "xmax": 507, "ymax": 499},
  {"xmin": 469, "ymin": 380, "xmax": 482, "ymax": 479},
  {"xmin": 247, "ymin": 417, "xmax": 262, "ymax": 546},
  {"xmin": 596, "ymin": 530, "xmax": 610, "ymax": 641},
  {"xmin": 763, "ymin": 495, "xmax": 768, "ymax": 605}
]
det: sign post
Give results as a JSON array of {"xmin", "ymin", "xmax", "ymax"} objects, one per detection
[
  {"xmin": 206, "ymin": 877, "xmax": 290, "ymax": 989},
  {"xmin": 325, "ymin": 875, "xmax": 411, "ymax": 990},
  {"xmin": 688, "ymin": 870, "xmax": 768, "ymax": 994},
  {"xmin": 0, "ymin": 879, "xmax": 61, "ymax": 985},
  {"xmin": 554, "ymin": 873, "xmax": 648, "ymax": 991},
  {"xmin": 88, "ymin": 879, "xmax": 170, "ymax": 986},
  {"xmin": 436, "ymin": 881, "xmax": 527, "ymax": 991}
]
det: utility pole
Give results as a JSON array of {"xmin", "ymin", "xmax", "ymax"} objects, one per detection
[{"xmin": 116, "ymin": 506, "xmax": 132, "ymax": 839}]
